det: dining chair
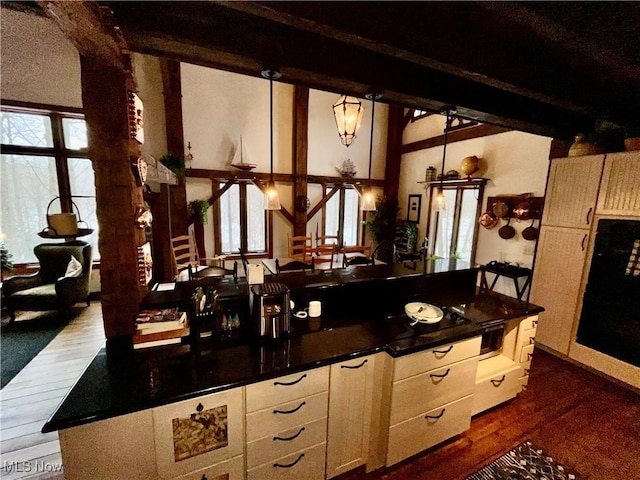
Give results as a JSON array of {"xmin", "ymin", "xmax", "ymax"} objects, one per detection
[
  {"xmin": 275, "ymin": 257, "xmax": 315, "ymax": 274},
  {"xmin": 310, "ymin": 245, "xmax": 336, "ymax": 269},
  {"xmin": 371, "ymin": 240, "xmax": 397, "ymax": 264},
  {"xmin": 287, "ymin": 234, "xmax": 313, "ymax": 262}
]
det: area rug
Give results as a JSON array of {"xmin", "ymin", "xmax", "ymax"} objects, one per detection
[
  {"xmin": 466, "ymin": 440, "xmax": 582, "ymax": 480},
  {"xmin": 1, "ymin": 310, "xmax": 71, "ymax": 388}
]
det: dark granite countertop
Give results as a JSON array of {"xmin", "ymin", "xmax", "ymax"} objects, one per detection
[{"xmin": 42, "ymin": 263, "xmax": 543, "ymax": 434}]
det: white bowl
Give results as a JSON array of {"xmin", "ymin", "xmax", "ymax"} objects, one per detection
[{"xmin": 404, "ymin": 302, "xmax": 444, "ymax": 325}]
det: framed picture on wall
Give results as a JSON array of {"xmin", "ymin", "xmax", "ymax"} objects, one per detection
[{"xmin": 407, "ymin": 194, "xmax": 422, "ymax": 223}]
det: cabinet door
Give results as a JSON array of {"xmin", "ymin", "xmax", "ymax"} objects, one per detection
[
  {"xmin": 597, "ymin": 151, "xmax": 640, "ymax": 216},
  {"xmin": 542, "ymin": 155, "xmax": 604, "ymax": 229},
  {"xmin": 530, "ymin": 226, "xmax": 589, "ymax": 354},
  {"xmin": 326, "ymin": 354, "xmax": 376, "ymax": 479}
]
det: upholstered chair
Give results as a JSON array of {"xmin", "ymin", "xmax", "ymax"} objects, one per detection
[{"xmin": 2, "ymin": 241, "xmax": 92, "ymax": 322}]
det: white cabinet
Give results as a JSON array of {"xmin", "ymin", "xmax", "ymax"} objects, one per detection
[
  {"xmin": 597, "ymin": 152, "xmax": 640, "ymax": 216},
  {"xmin": 152, "ymin": 387, "xmax": 245, "ymax": 479},
  {"xmin": 245, "ymin": 366, "xmax": 329, "ymax": 480},
  {"xmin": 472, "ymin": 354, "xmax": 522, "ymax": 416},
  {"xmin": 385, "ymin": 336, "xmax": 481, "ymax": 466},
  {"xmin": 326, "ymin": 354, "xmax": 377, "ymax": 478}
]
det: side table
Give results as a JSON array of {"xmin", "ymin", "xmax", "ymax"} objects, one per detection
[{"xmin": 480, "ymin": 263, "xmax": 532, "ymax": 301}]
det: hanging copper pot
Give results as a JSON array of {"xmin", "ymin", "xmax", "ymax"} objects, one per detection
[
  {"xmin": 479, "ymin": 211, "xmax": 499, "ymax": 229},
  {"xmin": 522, "ymin": 219, "xmax": 539, "ymax": 241},
  {"xmin": 513, "ymin": 200, "xmax": 532, "ymax": 220},
  {"xmin": 493, "ymin": 201, "xmax": 509, "ymax": 219}
]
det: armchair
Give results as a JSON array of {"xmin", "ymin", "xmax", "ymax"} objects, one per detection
[{"xmin": 2, "ymin": 241, "xmax": 92, "ymax": 323}]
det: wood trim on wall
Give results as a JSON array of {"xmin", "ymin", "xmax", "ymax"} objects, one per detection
[{"xmin": 401, "ymin": 123, "xmax": 511, "ymax": 155}]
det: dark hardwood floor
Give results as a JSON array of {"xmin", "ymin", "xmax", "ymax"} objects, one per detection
[{"xmin": 341, "ymin": 348, "xmax": 640, "ymax": 480}]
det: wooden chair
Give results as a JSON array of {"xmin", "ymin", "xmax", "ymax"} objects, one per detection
[
  {"xmin": 315, "ymin": 226, "xmax": 340, "ymax": 252},
  {"xmin": 275, "ymin": 257, "xmax": 315, "ymax": 274},
  {"xmin": 371, "ymin": 240, "xmax": 396, "ymax": 264},
  {"xmin": 341, "ymin": 243, "xmax": 373, "ymax": 267},
  {"xmin": 287, "ymin": 234, "xmax": 313, "ymax": 262},
  {"xmin": 171, "ymin": 229, "xmax": 203, "ymax": 278},
  {"xmin": 309, "ymin": 244, "xmax": 335, "ymax": 269}
]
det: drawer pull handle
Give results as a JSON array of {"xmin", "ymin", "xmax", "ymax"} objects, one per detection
[
  {"xmin": 429, "ymin": 368, "xmax": 450, "ymax": 380},
  {"xmin": 529, "ymin": 336, "xmax": 535, "ymax": 344},
  {"xmin": 491, "ymin": 375, "xmax": 506, "ymax": 387},
  {"xmin": 195, "ymin": 403, "xmax": 204, "ymax": 413},
  {"xmin": 432, "ymin": 345, "xmax": 453, "ymax": 355},
  {"xmin": 527, "ymin": 353, "xmax": 533, "ymax": 361},
  {"xmin": 274, "ymin": 401, "xmax": 306, "ymax": 415},
  {"xmin": 522, "ymin": 384, "xmax": 528, "ymax": 391},
  {"xmin": 425, "ymin": 408, "xmax": 446, "ymax": 420},
  {"xmin": 341, "ymin": 359, "xmax": 368, "ymax": 369},
  {"xmin": 581, "ymin": 234, "xmax": 587, "ymax": 251},
  {"xmin": 586, "ymin": 207, "xmax": 593, "ymax": 225},
  {"xmin": 274, "ymin": 453, "xmax": 305, "ymax": 469},
  {"xmin": 524, "ymin": 368, "xmax": 530, "ymax": 375},
  {"xmin": 201, "ymin": 475, "xmax": 207, "ymax": 480},
  {"xmin": 532, "ymin": 319, "xmax": 538, "ymax": 327},
  {"xmin": 273, "ymin": 426, "xmax": 306, "ymax": 442},
  {"xmin": 274, "ymin": 373, "xmax": 307, "ymax": 386}
]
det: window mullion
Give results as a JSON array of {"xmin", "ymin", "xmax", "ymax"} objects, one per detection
[
  {"xmin": 449, "ymin": 188, "xmax": 464, "ymax": 256},
  {"xmin": 239, "ymin": 183, "xmax": 248, "ymax": 252}
]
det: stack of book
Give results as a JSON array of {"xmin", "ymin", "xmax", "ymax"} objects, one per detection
[{"xmin": 133, "ymin": 307, "xmax": 190, "ymax": 349}]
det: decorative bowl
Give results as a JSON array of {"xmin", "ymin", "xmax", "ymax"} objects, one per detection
[{"xmin": 404, "ymin": 302, "xmax": 444, "ymax": 325}]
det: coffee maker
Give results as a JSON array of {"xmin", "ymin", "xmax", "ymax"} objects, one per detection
[{"xmin": 250, "ymin": 282, "xmax": 291, "ymax": 341}]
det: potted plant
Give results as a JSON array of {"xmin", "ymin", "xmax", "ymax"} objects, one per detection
[
  {"xmin": 365, "ymin": 195, "xmax": 399, "ymax": 243},
  {"xmin": 406, "ymin": 223, "xmax": 418, "ymax": 252},
  {"xmin": 188, "ymin": 200, "xmax": 210, "ymax": 224},
  {"xmin": 160, "ymin": 152, "xmax": 186, "ymax": 177}
]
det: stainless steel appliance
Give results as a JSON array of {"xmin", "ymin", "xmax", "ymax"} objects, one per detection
[
  {"xmin": 479, "ymin": 323, "xmax": 505, "ymax": 359},
  {"xmin": 251, "ymin": 282, "xmax": 291, "ymax": 341}
]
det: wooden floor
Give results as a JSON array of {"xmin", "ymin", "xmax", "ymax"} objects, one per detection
[
  {"xmin": 0, "ymin": 304, "xmax": 106, "ymax": 480},
  {"xmin": 1, "ymin": 305, "xmax": 639, "ymax": 480}
]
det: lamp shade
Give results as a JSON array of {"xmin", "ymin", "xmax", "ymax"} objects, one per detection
[
  {"xmin": 361, "ymin": 188, "xmax": 377, "ymax": 211},
  {"xmin": 264, "ymin": 180, "xmax": 281, "ymax": 210},
  {"xmin": 333, "ymin": 95, "xmax": 364, "ymax": 147}
]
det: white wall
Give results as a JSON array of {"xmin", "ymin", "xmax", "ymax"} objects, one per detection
[{"xmin": 1, "ymin": 8, "xmax": 82, "ymax": 107}]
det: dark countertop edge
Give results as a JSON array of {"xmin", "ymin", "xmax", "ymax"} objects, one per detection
[{"xmin": 42, "ymin": 290, "xmax": 544, "ymax": 434}]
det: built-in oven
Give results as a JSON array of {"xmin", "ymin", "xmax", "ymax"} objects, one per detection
[{"xmin": 479, "ymin": 323, "xmax": 505, "ymax": 360}]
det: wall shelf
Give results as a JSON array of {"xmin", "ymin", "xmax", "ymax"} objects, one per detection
[{"xmin": 418, "ymin": 178, "xmax": 488, "ymax": 188}]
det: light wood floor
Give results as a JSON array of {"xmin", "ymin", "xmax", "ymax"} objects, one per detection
[
  {"xmin": 0, "ymin": 304, "xmax": 106, "ymax": 480},
  {"xmin": 2, "ymin": 306, "xmax": 639, "ymax": 480}
]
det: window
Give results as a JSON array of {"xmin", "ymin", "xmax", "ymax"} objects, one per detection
[
  {"xmin": 426, "ymin": 180, "xmax": 486, "ymax": 263},
  {"xmin": 218, "ymin": 182, "xmax": 266, "ymax": 254},
  {"xmin": 324, "ymin": 186, "xmax": 361, "ymax": 246},
  {"xmin": 411, "ymin": 109, "xmax": 432, "ymax": 122},
  {"xmin": 1, "ymin": 102, "xmax": 98, "ymax": 264}
]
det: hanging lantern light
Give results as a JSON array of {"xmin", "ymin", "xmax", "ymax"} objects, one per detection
[
  {"xmin": 435, "ymin": 109, "xmax": 455, "ymax": 211},
  {"xmin": 333, "ymin": 95, "xmax": 365, "ymax": 147},
  {"xmin": 262, "ymin": 68, "xmax": 282, "ymax": 210},
  {"xmin": 361, "ymin": 93, "xmax": 381, "ymax": 211}
]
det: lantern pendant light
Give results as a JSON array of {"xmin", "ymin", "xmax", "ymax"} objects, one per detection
[
  {"xmin": 333, "ymin": 95, "xmax": 365, "ymax": 147},
  {"xmin": 361, "ymin": 93, "xmax": 381, "ymax": 211},
  {"xmin": 262, "ymin": 69, "xmax": 282, "ymax": 210},
  {"xmin": 435, "ymin": 109, "xmax": 455, "ymax": 211}
]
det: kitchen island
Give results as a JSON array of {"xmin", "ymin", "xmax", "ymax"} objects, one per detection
[{"xmin": 43, "ymin": 260, "xmax": 543, "ymax": 479}]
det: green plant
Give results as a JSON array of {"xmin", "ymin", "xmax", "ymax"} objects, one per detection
[
  {"xmin": 406, "ymin": 223, "xmax": 418, "ymax": 252},
  {"xmin": 188, "ymin": 200, "xmax": 210, "ymax": 224},
  {"xmin": 365, "ymin": 195, "xmax": 399, "ymax": 243},
  {"xmin": 160, "ymin": 153, "xmax": 186, "ymax": 177},
  {"xmin": 1, "ymin": 240, "xmax": 14, "ymax": 272}
]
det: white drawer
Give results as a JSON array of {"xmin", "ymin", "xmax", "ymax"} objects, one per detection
[
  {"xmin": 247, "ymin": 417, "xmax": 327, "ymax": 469},
  {"xmin": 472, "ymin": 363, "xmax": 522, "ymax": 416},
  {"xmin": 153, "ymin": 387, "xmax": 244, "ymax": 479},
  {"xmin": 520, "ymin": 315, "xmax": 539, "ymax": 333},
  {"xmin": 386, "ymin": 395, "xmax": 473, "ymax": 467},
  {"xmin": 173, "ymin": 454, "xmax": 244, "ymax": 480},
  {"xmin": 518, "ymin": 330, "xmax": 537, "ymax": 349},
  {"xmin": 247, "ymin": 442, "xmax": 326, "ymax": 480},
  {"xmin": 246, "ymin": 366, "xmax": 329, "ymax": 412},
  {"xmin": 246, "ymin": 391, "xmax": 328, "ymax": 442},
  {"xmin": 393, "ymin": 336, "xmax": 481, "ymax": 381},
  {"xmin": 519, "ymin": 342, "xmax": 535, "ymax": 364},
  {"xmin": 390, "ymin": 356, "xmax": 478, "ymax": 425},
  {"xmin": 519, "ymin": 374, "xmax": 530, "ymax": 390}
]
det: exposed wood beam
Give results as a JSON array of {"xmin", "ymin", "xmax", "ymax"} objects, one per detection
[
  {"xmin": 401, "ymin": 124, "xmax": 511, "ymax": 155},
  {"xmin": 293, "ymin": 86, "xmax": 309, "ymax": 236},
  {"xmin": 307, "ymin": 186, "xmax": 339, "ymax": 220}
]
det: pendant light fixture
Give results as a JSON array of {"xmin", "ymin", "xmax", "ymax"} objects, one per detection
[
  {"xmin": 262, "ymin": 68, "xmax": 282, "ymax": 210},
  {"xmin": 435, "ymin": 109, "xmax": 455, "ymax": 211},
  {"xmin": 361, "ymin": 93, "xmax": 381, "ymax": 211},
  {"xmin": 333, "ymin": 95, "xmax": 365, "ymax": 147}
]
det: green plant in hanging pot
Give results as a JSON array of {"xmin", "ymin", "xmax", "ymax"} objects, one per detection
[
  {"xmin": 159, "ymin": 152, "xmax": 186, "ymax": 177},
  {"xmin": 188, "ymin": 200, "xmax": 210, "ymax": 224},
  {"xmin": 365, "ymin": 195, "xmax": 399, "ymax": 243},
  {"xmin": 1, "ymin": 239, "xmax": 14, "ymax": 273}
]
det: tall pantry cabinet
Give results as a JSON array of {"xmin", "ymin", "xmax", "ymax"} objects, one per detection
[
  {"xmin": 530, "ymin": 154, "xmax": 604, "ymax": 354},
  {"xmin": 531, "ymin": 151, "xmax": 640, "ymax": 368}
]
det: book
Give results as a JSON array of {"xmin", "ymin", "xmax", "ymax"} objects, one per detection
[
  {"xmin": 133, "ymin": 310, "xmax": 189, "ymax": 346},
  {"xmin": 136, "ymin": 312, "xmax": 187, "ymax": 334}
]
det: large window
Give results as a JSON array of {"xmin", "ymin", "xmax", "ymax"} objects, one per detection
[
  {"xmin": 426, "ymin": 180, "xmax": 485, "ymax": 263},
  {"xmin": 324, "ymin": 186, "xmax": 361, "ymax": 247},
  {"xmin": 1, "ymin": 103, "xmax": 98, "ymax": 264},
  {"xmin": 219, "ymin": 182, "xmax": 266, "ymax": 254}
]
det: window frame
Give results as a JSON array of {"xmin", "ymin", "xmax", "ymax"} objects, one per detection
[
  {"xmin": 1, "ymin": 100, "xmax": 93, "ymax": 267},
  {"xmin": 321, "ymin": 184, "xmax": 363, "ymax": 247}
]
